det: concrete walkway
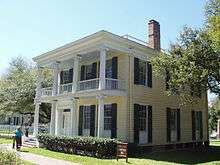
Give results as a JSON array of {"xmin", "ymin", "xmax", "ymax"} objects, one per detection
[{"xmin": 0, "ymin": 144, "xmax": 81, "ymax": 165}]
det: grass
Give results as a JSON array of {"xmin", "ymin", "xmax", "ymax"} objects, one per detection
[
  {"xmin": 20, "ymin": 160, "xmax": 37, "ymax": 165},
  {"xmin": 0, "ymin": 137, "xmax": 12, "ymax": 144},
  {"xmin": 21, "ymin": 141, "xmax": 220, "ymax": 165},
  {"xmin": 0, "ymin": 129, "xmax": 14, "ymax": 134}
]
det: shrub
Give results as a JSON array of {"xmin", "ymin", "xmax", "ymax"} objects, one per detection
[
  {"xmin": 0, "ymin": 148, "xmax": 19, "ymax": 164},
  {"xmin": 37, "ymin": 134, "xmax": 120, "ymax": 158}
]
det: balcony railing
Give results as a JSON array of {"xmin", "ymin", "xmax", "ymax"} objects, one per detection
[
  {"xmin": 59, "ymin": 83, "xmax": 73, "ymax": 94},
  {"xmin": 40, "ymin": 78, "xmax": 126, "ymax": 96},
  {"xmin": 41, "ymin": 87, "xmax": 53, "ymax": 96},
  {"xmin": 105, "ymin": 78, "xmax": 126, "ymax": 90},
  {"xmin": 77, "ymin": 78, "xmax": 99, "ymax": 91}
]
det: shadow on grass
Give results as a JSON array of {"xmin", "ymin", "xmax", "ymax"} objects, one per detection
[{"xmin": 131, "ymin": 146, "xmax": 220, "ymax": 164}]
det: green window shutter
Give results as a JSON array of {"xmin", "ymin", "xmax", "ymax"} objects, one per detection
[
  {"xmin": 92, "ymin": 62, "xmax": 97, "ymax": 78},
  {"xmin": 199, "ymin": 111, "xmax": 203, "ymax": 140},
  {"xmin": 78, "ymin": 106, "xmax": 84, "ymax": 136},
  {"xmin": 191, "ymin": 110, "xmax": 196, "ymax": 140},
  {"xmin": 147, "ymin": 62, "xmax": 152, "ymax": 88},
  {"xmin": 134, "ymin": 58, "xmax": 140, "ymax": 84},
  {"xmin": 134, "ymin": 104, "xmax": 139, "ymax": 143},
  {"xmin": 148, "ymin": 105, "xmax": 152, "ymax": 143},
  {"xmin": 60, "ymin": 71, "xmax": 64, "ymax": 84},
  {"xmin": 111, "ymin": 103, "xmax": 117, "ymax": 138},
  {"xmin": 112, "ymin": 57, "xmax": 118, "ymax": 79},
  {"xmin": 69, "ymin": 68, "xmax": 73, "ymax": 83},
  {"xmin": 80, "ymin": 65, "xmax": 85, "ymax": 81},
  {"xmin": 167, "ymin": 108, "xmax": 171, "ymax": 142},
  {"xmin": 90, "ymin": 105, "xmax": 96, "ymax": 136},
  {"xmin": 177, "ymin": 109, "xmax": 181, "ymax": 141}
]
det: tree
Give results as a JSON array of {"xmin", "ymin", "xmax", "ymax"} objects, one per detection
[
  {"xmin": 205, "ymin": 0, "xmax": 220, "ymax": 52},
  {"xmin": 0, "ymin": 57, "xmax": 53, "ymax": 123},
  {"xmin": 209, "ymin": 97, "xmax": 220, "ymax": 133},
  {"xmin": 151, "ymin": 0, "xmax": 220, "ymax": 103}
]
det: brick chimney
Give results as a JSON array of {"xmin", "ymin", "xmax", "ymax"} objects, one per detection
[{"xmin": 148, "ymin": 20, "xmax": 161, "ymax": 51}]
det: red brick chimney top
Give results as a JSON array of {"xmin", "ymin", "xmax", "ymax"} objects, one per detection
[{"xmin": 148, "ymin": 19, "xmax": 161, "ymax": 51}]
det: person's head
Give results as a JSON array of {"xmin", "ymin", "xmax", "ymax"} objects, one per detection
[{"xmin": 17, "ymin": 127, "xmax": 21, "ymax": 131}]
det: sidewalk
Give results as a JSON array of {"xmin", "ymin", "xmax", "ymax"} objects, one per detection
[{"xmin": 0, "ymin": 144, "xmax": 81, "ymax": 165}]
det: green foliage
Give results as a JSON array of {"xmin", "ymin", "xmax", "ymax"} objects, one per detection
[
  {"xmin": 209, "ymin": 107, "xmax": 219, "ymax": 133},
  {"xmin": 37, "ymin": 134, "xmax": 120, "ymax": 158},
  {"xmin": 151, "ymin": 0, "xmax": 220, "ymax": 103},
  {"xmin": 209, "ymin": 97, "xmax": 220, "ymax": 133},
  {"xmin": 0, "ymin": 56, "xmax": 53, "ymax": 123},
  {"xmin": 0, "ymin": 148, "xmax": 18, "ymax": 164},
  {"xmin": 205, "ymin": 0, "xmax": 220, "ymax": 52},
  {"xmin": 151, "ymin": 27, "xmax": 220, "ymax": 102}
]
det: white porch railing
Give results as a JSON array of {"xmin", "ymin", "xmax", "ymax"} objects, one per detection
[
  {"xmin": 41, "ymin": 87, "xmax": 53, "ymax": 96},
  {"xmin": 59, "ymin": 83, "xmax": 73, "ymax": 94},
  {"xmin": 77, "ymin": 78, "xmax": 99, "ymax": 91},
  {"xmin": 40, "ymin": 78, "xmax": 126, "ymax": 96},
  {"xmin": 105, "ymin": 78, "xmax": 126, "ymax": 90}
]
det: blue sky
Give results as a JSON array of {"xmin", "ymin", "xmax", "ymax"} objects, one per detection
[{"xmin": 0, "ymin": 0, "xmax": 216, "ymax": 100}]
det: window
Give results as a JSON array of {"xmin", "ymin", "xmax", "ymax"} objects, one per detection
[
  {"xmin": 83, "ymin": 106, "xmax": 91, "ymax": 129},
  {"xmin": 139, "ymin": 105, "xmax": 147, "ymax": 131},
  {"xmin": 167, "ymin": 108, "xmax": 180, "ymax": 142},
  {"xmin": 134, "ymin": 57, "xmax": 152, "ymax": 87},
  {"xmin": 139, "ymin": 60, "xmax": 146, "ymax": 85},
  {"xmin": 63, "ymin": 115, "xmax": 65, "ymax": 129},
  {"xmin": 84, "ymin": 64, "xmax": 93, "ymax": 80},
  {"xmin": 195, "ymin": 111, "xmax": 203, "ymax": 140},
  {"xmin": 170, "ymin": 110, "xmax": 177, "ymax": 142},
  {"xmin": 63, "ymin": 70, "xmax": 70, "ymax": 84},
  {"xmin": 104, "ymin": 104, "xmax": 112, "ymax": 130},
  {"xmin": 106, "ymin": 59, "xmax": 113, "ymax": 78}
]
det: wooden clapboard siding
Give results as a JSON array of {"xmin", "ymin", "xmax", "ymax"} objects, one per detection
[{"xmin": 129, "ymin": 55, "xmax": 208, "ymax": 145}]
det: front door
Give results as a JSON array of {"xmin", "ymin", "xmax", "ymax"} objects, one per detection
[
  {"xmin": 139, "ymin": 106, "xmax": 148, "ymax": 144},
  {"xmin": 63, "ymin": 109, "xmax": 71, "ymax": 136}
]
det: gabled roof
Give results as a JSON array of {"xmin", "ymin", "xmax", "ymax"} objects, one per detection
[{"xmin": 33, "ymin": 30, "xmax": 159, "ymax": 62}]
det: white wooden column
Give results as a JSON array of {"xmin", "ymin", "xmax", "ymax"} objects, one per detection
[
  {"xmin": 70, "ymin": 99, "xmax": 78, "ymax": 136},
  {"xmin": 33, "ymin": 67, "xmax": 43, "ymax": 136},
  {"xmin": 52, "ymin": 62, "xmax": 59, "ymax": 95},
  {"xmin": 33, "ymin": 103, "xmax": 40, "ymax": 136},
  {"xmin": 55, "ymin": 107, "xmax": 62, "ymax": 136},
  {"xmin": 50, "ymin": 100, "xmax": 57, "ymax": 135},
  {"xmin": 99, "ymin": 48, "xmax": 106, "ymax": 90},
  {"xmin": 97, "ymin": 95, "xmax": 104, "ymax": 137},
  {"xmin": 72, "ymin": 57, "xmax": 79, "ymax": 93}
]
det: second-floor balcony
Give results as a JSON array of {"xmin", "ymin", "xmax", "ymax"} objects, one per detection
[{"xmin": 40, "ymin": 78, "xmax": 126, "ymax": 97}]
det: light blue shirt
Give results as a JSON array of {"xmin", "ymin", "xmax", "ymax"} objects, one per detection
[{"xmin": 15, "ymin": 130, "xmax": 23, "ymax": 137}]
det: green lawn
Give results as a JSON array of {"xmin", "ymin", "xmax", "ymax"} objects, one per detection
[
  {"xmin": 21, "ymin": 141, "xmax": 220, "ymax": 165},
  {"xmin": 0, "ymin": 129, "xmax": 14, "ymax": 134},
  {"xmin": 0, "ymin": 137, "xmax": 12, "ymax": 144}
]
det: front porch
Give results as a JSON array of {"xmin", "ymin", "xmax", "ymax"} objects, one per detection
[{"xmin": 35, "ymin": 96, "xmax": 128, "ymax": 141}]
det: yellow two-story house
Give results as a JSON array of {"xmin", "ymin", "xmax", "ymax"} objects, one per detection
[{"xmin": 33, "ymin": 20, "xmax": 208, "ymax": 148}]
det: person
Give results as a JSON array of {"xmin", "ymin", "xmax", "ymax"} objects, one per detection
[
  {"xmin": 24, "ymin": 123, "xmax": 29, "ymax": 137},
  {"xmin": 15, "ymin": 127, "xmax": 23, "ymax": 150}
]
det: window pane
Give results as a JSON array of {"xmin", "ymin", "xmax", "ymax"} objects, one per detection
[
  {"xmin": 139, "ymin": 105, "xmax": 147, "ymax": 131},
  {"xmin": 139, "ymin": 60, "xmax": 146, "ymax": 85},
  {"xmin": 106, "ymin": 59, "xmax": 113, "ymax": 78},
  {"xmin": 104, "ymin": 104, "xmax": 112, "ymax": 130},
  {"xmin": 83, "ymin": 106, "xmax": 91, "ymax": 129}
]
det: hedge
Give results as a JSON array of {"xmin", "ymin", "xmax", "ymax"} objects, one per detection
[{"xmin": 37, "ymin": 134, "xmax": 120, "ymax": 158}]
